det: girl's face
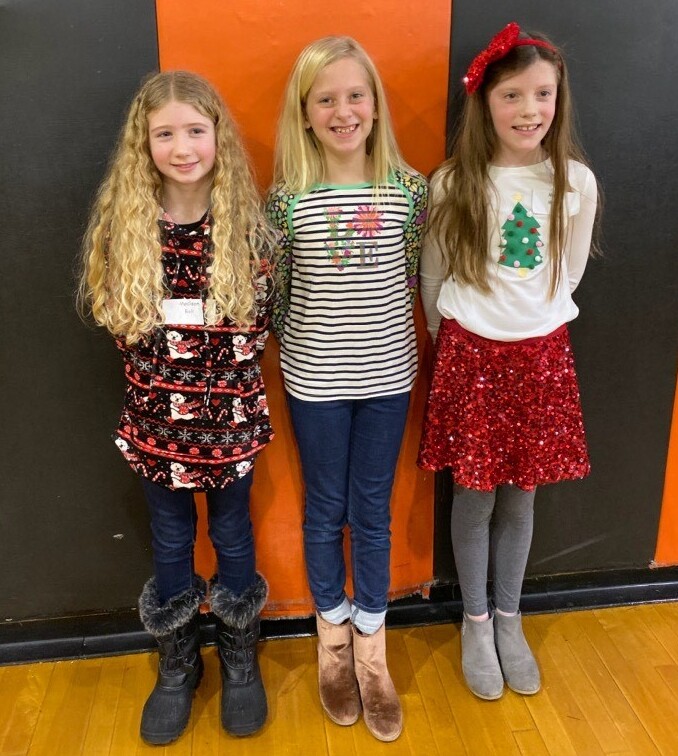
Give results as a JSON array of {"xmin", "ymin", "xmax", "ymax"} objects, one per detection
[
  {"xmin": 304, "ymin": 56, "xmax": 377, "ymax": 167},
  {"xmin": 487, "ymin": 59, "xmax": 558, "ymax": 166},
  {"xmin": 147, "ymin": 100, "xmax": 216, "ymax": 191}
]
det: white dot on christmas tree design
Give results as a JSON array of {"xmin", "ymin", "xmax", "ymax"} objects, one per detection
[{"xmin": 498, "ymin": 202, "xmax": 544, "ymax": 276}]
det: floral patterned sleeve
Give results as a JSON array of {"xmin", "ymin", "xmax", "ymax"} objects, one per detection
[
  {"xmin": 395, "ymin": 169, "xmax": 429, "ymax": 305},
  {"xmin": 265, "ymin": 183, "xmax": 296, "ymax": 342}
]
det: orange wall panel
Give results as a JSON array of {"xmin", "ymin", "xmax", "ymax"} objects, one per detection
[
  {"xmin": 156, "ymin": 0, "xmax": 451, "ymax": 616},
  {"xmin": 654, "ymin": 377, "xmax": 678, "ymax": 565}
]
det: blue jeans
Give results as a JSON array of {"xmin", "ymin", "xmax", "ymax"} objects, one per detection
[
  {"xmin": 287, "ymin": 392, "xmax": 410, "ymax": 616},
  {"xmin": 141, "ymin": 471, "xmax": 255, "ymax": 604}
]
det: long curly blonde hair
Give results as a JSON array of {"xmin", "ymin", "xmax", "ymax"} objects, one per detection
[
  {"xmin": 273, "ymin": 36, "xmax": 406, "ymax": 192},
  {"xmin": 79, "ymin": 70, "xmax": 273, "ymax": 343}
]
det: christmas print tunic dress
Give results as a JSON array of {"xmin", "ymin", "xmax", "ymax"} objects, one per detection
[{"xmin": 113, "ymin": 212, "xmax": 274, "ymax": 491}]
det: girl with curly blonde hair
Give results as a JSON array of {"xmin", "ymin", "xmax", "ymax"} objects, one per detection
[{"xmin": 80, "ymin": 70, "xmax": 273, "ymax": 745}]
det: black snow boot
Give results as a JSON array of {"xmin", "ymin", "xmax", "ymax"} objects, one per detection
[
  {"xmin": 138, "ymin": 576, "xmax": 206, "ymax": 745},
  {"xmin": 210, "ymin": 573, "xmax": 269, "ymax": 736}
]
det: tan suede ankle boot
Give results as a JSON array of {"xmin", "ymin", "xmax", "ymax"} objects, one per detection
[
  {"xmin": 316, "ymin": 614, "xmax": 361, "ymax": 725},
  {"xmin": 352, "ymin": 624, "xmax": 402, "ymax": 741}
]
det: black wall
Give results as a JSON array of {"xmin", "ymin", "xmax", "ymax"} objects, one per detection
[
  {"xmin": 0, "ymin": 1, "xmax": 158, "ymax": 619},
  {"xmin": 435, "ymin": 0, "xmax": 678, "ymax": 581}
]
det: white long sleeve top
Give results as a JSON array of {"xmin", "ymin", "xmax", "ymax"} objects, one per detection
[{"xmin": 420, "ymin": 159, "xmax": 597, "ymax": 341}]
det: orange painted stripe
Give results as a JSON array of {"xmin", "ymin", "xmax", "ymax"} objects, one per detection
[
  {"xmin": 654, "ymin": 376, "xmax": 678, "ymax": 565},
  {"xmin": 156, "ymin": 0, "xmax": 451, "ymax": 615}
]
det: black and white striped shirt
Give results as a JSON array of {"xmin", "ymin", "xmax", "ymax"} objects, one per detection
[{"xmin": 266, "ymin": 171, "xmax": 428, "ymax": 400}]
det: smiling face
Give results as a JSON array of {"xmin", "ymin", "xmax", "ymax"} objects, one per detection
[
  {"xmin": 304, "ymin": 56, "xmax": 377, "ymax": 172},
  {"xmin": 147, "ymin": 100, "xmax": 216, "ymax": 191},
  {"xmin": 487, "ymin": 59, "xmax": 558, "ymax": 166}
]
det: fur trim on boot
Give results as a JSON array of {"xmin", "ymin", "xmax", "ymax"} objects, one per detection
[
  {"xmin": 209, "ymin": 572, "xmax": 268, "ymax": 629},
  {"xmin": 138, "ymin": 577, "xmax": 206, "ymax": 745},
  {"xmin": 210, "ymin": 573, "xmax": 269, "ymax": 736},
  {"xmin": 139, "ymin": 576, "xmax": 207, "ymax": 637}
]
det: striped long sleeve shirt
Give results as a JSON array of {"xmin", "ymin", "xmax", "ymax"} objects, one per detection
[{"xmin": 266, "ymin": 169, "xmax": 428, "ymax": 400}]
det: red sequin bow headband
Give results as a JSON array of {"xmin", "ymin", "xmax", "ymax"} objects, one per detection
[{"xmin": 462, "ymin": 22, "xmax": 557, "ymax": 94}]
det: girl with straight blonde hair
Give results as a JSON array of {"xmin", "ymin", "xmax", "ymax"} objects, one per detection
[{"xmin": 267, "ymin": 36, "xmax": 427, "ymax": 742}]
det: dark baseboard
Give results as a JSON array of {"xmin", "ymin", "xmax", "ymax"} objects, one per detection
[{"xmin": 1, "ymin": 567, "xmax": 676, "ymax": 665}]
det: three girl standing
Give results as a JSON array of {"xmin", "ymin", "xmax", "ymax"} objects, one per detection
[{"xmin": 81, "ymin": 19, "xmax": 597, "ymax": 745}]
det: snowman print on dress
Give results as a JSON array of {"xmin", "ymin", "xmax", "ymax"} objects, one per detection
[{"xmin": 169, "ymin": 392, "xmax": 202, "ymax": 421}]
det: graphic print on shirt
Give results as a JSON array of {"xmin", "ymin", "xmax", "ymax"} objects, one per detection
[
  {"xmin": 166, "ymin": 330, "xmax": 200, "ymax": 360},
  {"xmin": 169, "ymin": 392, "xmax": 202, "ymax": 421},
  {"xmin": 232, "ymin": 333, "xmax": 255, "ymax": 363},
  {"xmin": 498, "ymin": 193, "xmax": 544, "ymax": 278},
  {"xmin": 324, "ymin": 205, "xmax": 383, "ymax": 271},
  {"xmin": 170, "ymin": 461, "xmax": 201, "ymax": 489}
]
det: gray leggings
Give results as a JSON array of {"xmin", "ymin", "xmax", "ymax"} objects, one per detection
[{"xmin": 451, "ymin": 484, "xmax": 536, "ymax": 616}]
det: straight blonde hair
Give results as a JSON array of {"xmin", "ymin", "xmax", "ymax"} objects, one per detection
[{"xmin": 273, "ymin": 36, "xmax": 406, "ymax": 191}]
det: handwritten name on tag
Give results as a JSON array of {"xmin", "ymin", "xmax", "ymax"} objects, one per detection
[{"xmin": 162, "ymin": 299, "xmax": 204, "ymax": 326}]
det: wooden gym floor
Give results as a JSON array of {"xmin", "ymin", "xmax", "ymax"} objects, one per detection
[{"xmin": 1, "ymin": 602, "xmax": 678, "ymax": 755}]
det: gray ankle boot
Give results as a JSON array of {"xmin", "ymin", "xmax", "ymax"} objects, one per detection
[
  {"xmin": 494, "ymin": 611, "xmax": 540, "ymax": 695},
  {"xmin": 461, "ymin": 614, "xmax": 504, "ymax": 700}
]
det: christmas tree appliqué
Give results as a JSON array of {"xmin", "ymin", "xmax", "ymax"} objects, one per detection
[{"xmin": 498, "ymin": 201, "xmax": 544, "ymax": 277}]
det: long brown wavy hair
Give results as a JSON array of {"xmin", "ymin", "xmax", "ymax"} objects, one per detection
[
  {"xmin": 79, "ymin": 70, "xmax": 274, "ymax": 343},
  {"xmin": 429, "ymin": 31, "xmax": 597, "ymax": 297}
]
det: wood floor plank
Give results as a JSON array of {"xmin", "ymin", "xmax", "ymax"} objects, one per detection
[
  {"xmin": 401, "ymin": 625, "xmax": 465, "ymax": 754},
  {"xmin": 387, "ymin": 626, "xmax": 441, "ymax": 755},
  {"xmin": 252, "ymin": 635, "xmax": 329, "ymax": 755},
  {"xmin": 107, "ymin": 653, "xmax": 161, "ymax": 756},
  {"xmin": 54, "ymin": 659, "xmax": 103, "ymax": 754},
  {"xmin": 530, "ymin": 613, "xmax": 626, "ymax": 754},
  {"xmin": 3, "ymin": 604, "xmax": 678, "ymax": 755},
  {"xmin": 513, "ymin": 727, "xmax": 550, "ymax": 756},
  {"xmin": 577, "ymin": 609, "xmax": 677, "ymax": 754},
  {"xmin": 634, "ymin": 603, "xmax": 678, "ymax": 665},
  {"xmin": 24, "ymin": 660, "xmax": 80, "ymax": 755},
  {"xmin": 0, "ymin": 662, "xmax": 54, "ymax": 756},
  {"xmin": 594, "ymin": 606, "xmax": 676, "ymax": 667},
  {"xmin": 554, "ymin": 611, "xmax": 659, "ymax": 756},
  {"xmin": 80, "ymin": 654, "xmax": 128, "ymax": 756}
]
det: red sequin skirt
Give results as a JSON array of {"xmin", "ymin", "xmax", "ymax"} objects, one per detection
[{"xmin": 418, "ymin": 319, "xmax": 590, "ymax": 491}]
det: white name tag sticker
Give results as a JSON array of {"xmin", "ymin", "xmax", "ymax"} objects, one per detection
[{"xmin": 162, "ymin": 299, "xmax": 204, "ymax": 326}]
